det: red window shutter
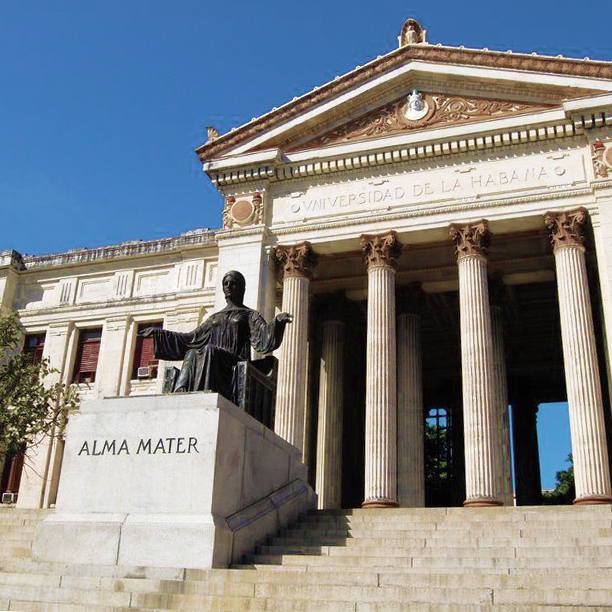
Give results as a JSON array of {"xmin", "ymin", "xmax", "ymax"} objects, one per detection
[
  {"xmin": 132, "ymin": 322, "xmax": 162, "ymax": 379},
  {"xmin": 73, "ymin": 329, "xmax": 102, "ymax": 383},
  {"xmin": 23, "ymin": 333, "xmax": 46, "ymax": 365}
]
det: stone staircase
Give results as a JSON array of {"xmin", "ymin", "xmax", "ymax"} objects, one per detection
[{"xmin": 0, "ymin": 505, "xmax": 612, "ymax": 610}]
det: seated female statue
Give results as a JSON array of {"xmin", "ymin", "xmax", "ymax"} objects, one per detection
[{"xmin": 140, "ymin": 270, "xmax": 292, "ymax": 401}]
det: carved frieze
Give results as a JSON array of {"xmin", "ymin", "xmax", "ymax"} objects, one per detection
[
  {"xmin": 299, "ymin": 93, "xmax": 553, "ymax": 151},
  {"xmin": 449, "ymin": 220, "xmax": 491, "ymax": 260},
  {"xmin": 592, "ymin": 139, "xmax": 612, "ymax": 178},
  {"xmin": 360, "ymin": 231, "xmax": 400, "ymax": 269},
  {"xmin": 275, "ymin": 242, "xmax": 318, "ymax": 279},
  {"xmin": 222, "ymin": 193, "xmax": 264, "ymax": 230},
  {"xmin": 544, "ymin": 207, "xmax": 588, "ymax": 252}
]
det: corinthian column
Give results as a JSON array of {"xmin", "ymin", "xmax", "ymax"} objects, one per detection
[
  {"xmin": 316, "ymin": 314, "xmax": 345, "ymax": 509},
  {"xmin": 397, "ymin": 309, "xmax": 425, "ymax": 507},
  {"xmin": 449, "ymin": 220, "xmax": 503, "ymax": 507},
  {"xmin": 545, "ymin": 208, "xmax": 612, "ymax": 504},
  {"xmin": 361, "ymin": 231, "xmax": 400, "ymax": 508},
  {"xmin": 274, "ymin": 242, "xmax": 317, "ymax": 453},
  {"xmin": 490, "ymin": 300, "xmax": 513, "ymax": 506}
]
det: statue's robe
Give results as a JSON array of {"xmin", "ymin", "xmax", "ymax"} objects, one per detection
[{"xmin": 153, "ymin": 304, "xmax": 285, "ymax": 400}]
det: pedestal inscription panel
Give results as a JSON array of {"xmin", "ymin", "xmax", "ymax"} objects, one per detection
[{"xmin": 33, "ymin": 393, "xmax": 313, "ymax": 569}]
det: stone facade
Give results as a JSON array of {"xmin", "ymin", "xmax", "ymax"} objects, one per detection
[{"xmin": 4, "ymin": 19, "xmax": 612, "ymax": 510}]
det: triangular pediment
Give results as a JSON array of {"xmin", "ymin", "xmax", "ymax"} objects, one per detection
[
  {"xmin": 287, "ymin": 91, "xmax": 557, "ymax": 152},
  {"xmin": 197, "ymin": 44, "xmax": 612, "ymax": 164}
]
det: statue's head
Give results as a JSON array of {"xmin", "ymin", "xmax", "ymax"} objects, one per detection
[{"xmin": 222, "ymin": 270, "xmax": 246, "ymax": 304}]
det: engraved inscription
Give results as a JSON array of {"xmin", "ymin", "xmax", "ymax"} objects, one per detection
[
  {"xmin": 77, "ymin": 437, "xmax": 199, "ymax": 456},
  {"xmin": 284, "ymin": 163, "xmax": 572, "ymax": 217}
]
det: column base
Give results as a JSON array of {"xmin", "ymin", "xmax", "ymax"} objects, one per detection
[
  {"xmin": 573, "ymin": 494, "xmax": 612, "ymax": 505},
  {"xmin": 362, "ymin": 500, "xmax": 400, "ymax": 509},
  {"xmin": 463, "ymin": 497, "xmax": 504, "ymax": 508}
]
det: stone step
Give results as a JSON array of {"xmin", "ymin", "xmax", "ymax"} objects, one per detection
[
  {"xmin": 298, "ymin": 515, "xmax": 612, "ymax": 531},
  {"xmin": 258, "ymin": 541, "xmax": 612, "ymax": 559},
  {"xmin": 0, "ymin": 558, "xmax": 185, "ymax": 581},
  {"xmin": 252, "ymin": 582, "xmax": 496, "ymax": 605},
  {"xmin": 311, "ymin": 505, "xmax": 612, "ymax": 519},
  {"xmin": 252, "ymin": 550, "xmax": 612, "ymax": 570},
  {"xmin": 272, "ymin": 533, "xmax": 612, "ymax": 549},
  {"xmin": 355, "ymin": 605, "xmax": 612, "ymax": 612},
  {"xmin": 0, "ymin": 584, "xmax": 132, "ymax": 608}
]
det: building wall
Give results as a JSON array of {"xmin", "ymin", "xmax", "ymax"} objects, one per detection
[{"xmin": 0, "ymin": 231, "xmax": 220, "ymax": 508}]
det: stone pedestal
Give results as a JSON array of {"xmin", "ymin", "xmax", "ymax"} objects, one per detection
[
  {"xmin": 361, "ymin": 231, "xmax": 399, "ymax": 508},
  {"xmin": 274, "ymin": 243, "xmax": 317, "ymax": 453},
  {"xmin": 397, "ymin": 312, "xmax": 425, "ymax": 507},
  {"xmin": 545, "ymin": 208, "xmax": 612, "ymax": 505},
  {"xmin": 449, "ymin": 221, "xmax": 503, "ymax": 507},
  {"xmin": 33, "ymin": 393, "xmax": 314, "ymax": 569},
  {"xmin": 315, "ymin": 320, "xmax": 345, "ymax": 510}
]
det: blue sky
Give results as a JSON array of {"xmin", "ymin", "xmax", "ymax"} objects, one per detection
[{"xmin": 2, "ymin": 0, "xmax": 610, "ymax": 488}]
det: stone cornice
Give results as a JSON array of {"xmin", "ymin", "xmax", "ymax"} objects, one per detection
[
  {"xmin": 209, "ymin": 116, "xmax": 612, "ymax": 188},
  {"xmin": 21, "ymin": 229, "xmax": 218, "ymax": 271},
  {"xmin": 196, "ymin": 44, "xmax": 612, "ymax": 163},
  {"xmin": 17, "ymin": 288, "xmax": 215, "ymax": 321}
]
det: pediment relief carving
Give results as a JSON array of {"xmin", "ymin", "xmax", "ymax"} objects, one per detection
[
  {"xmin": 291, "ymin": 91, "xmax": 555, "ymax": 152},
  {"xmin": 592, "ymin": 139, "xmax": 612, "ymax": 178}
]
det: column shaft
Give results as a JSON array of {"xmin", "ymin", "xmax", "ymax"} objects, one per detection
[
  {"xmin": 361, "ymin": 231, "xmax": 399, "ymax": 508},
  {"xmin": 512, "ymin": 396, "xmax": 542, "ymax": 506},
  {"xmin": 315, "ymin": 320, "xmax": 345, "ymax": 509},
  {"xmin": 491, "ymin": 306, "xmax": 513, "ymax": 506},
  {"xmin": 276, "ymin": 276, "xmax": 310, "ymax": 451},
  {"xmin": 546, "ymin": 208, "xmax": 612, "ymax": 504},
  {"xmin": 450, "ymin": 221, "xmax": 503, "ymax": 506},
  {"xmin": 274, "ymin": 243, "xmax": 316, "ymax": 454},
  {"xmin": 397, "ymin": 313, "xmax": 425, "ymax": 507}
]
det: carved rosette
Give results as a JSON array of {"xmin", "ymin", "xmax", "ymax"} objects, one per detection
[
  {"xmin": 449, "ymin": 221, "xmax": 491, "ymax": 260},
  {"xmin": 275, "ymin": 242, "xmax": 318, "ymax": 279},
  {"xmin": 360, "ymin": 231, "xmax": 400, "ymax": 269},
  {"xmin": 222, "ymin": 193, "xmax": 264, "ymax": 230},
  {"xmin": 544, "ymin": 208, "xmax": 588, "ymax": 253}
]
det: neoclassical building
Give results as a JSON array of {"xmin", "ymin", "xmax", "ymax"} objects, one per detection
[{"xmin": 3, "ymin": 19, "xmax": 612, "ymax": 510}]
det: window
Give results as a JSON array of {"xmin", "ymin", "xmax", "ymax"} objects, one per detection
[
  {"xmin": 131, "ymin": 322, "xmax": 162, "ymax": 379},
  {"xmin": 72, "ymin": 328, "xmax": 102, "ymax": 384},
  {"xmin": 23, "ymin": 333, "xmax": 45, "ymax": 365}
]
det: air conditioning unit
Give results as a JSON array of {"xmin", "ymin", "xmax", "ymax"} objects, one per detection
[{"xmin": 137, "ymin": 366, "xmax": 151, "ymax": 378}]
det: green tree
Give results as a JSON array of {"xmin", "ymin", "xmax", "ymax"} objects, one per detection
[
  {"xmin": 0, "ymin": 312, "xmax": 79, "ymax": 458},
  {"xmin": 542, "ymin": 453, "xmax": 575, "ymax": 505}
]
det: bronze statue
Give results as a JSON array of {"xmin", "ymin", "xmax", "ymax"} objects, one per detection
[{"xmin": 140, "ymin": 270, "xmax": 292, "ymax": 400}]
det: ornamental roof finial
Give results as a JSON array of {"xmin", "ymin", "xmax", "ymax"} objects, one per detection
[{"xmin": 399, "ymin": 19, "xmax": 427, "ymax": 47}]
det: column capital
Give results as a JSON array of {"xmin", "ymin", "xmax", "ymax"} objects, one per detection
[
  {"xmin": 275, "ymin": 242, "xmax": 318, "ymax": 279},
  {"xmin": 544, "ymin": 207, "xmax": 588, "ymax": 253},
  {"xmin": 360, "ymin": 230, "xmax": 400, "ymax": 269},
  {"xmin": 449, "ymin": 220, "xmax": 490, "ymax": 260}
]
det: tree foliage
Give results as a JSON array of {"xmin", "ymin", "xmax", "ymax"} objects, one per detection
[
  {"xmin": 542, "ymin": 453, "xmax": 575, "ymax": 505},
  {"xmin": 0, "ymin": 311, "xmax": 79, "ymax": 455}
]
